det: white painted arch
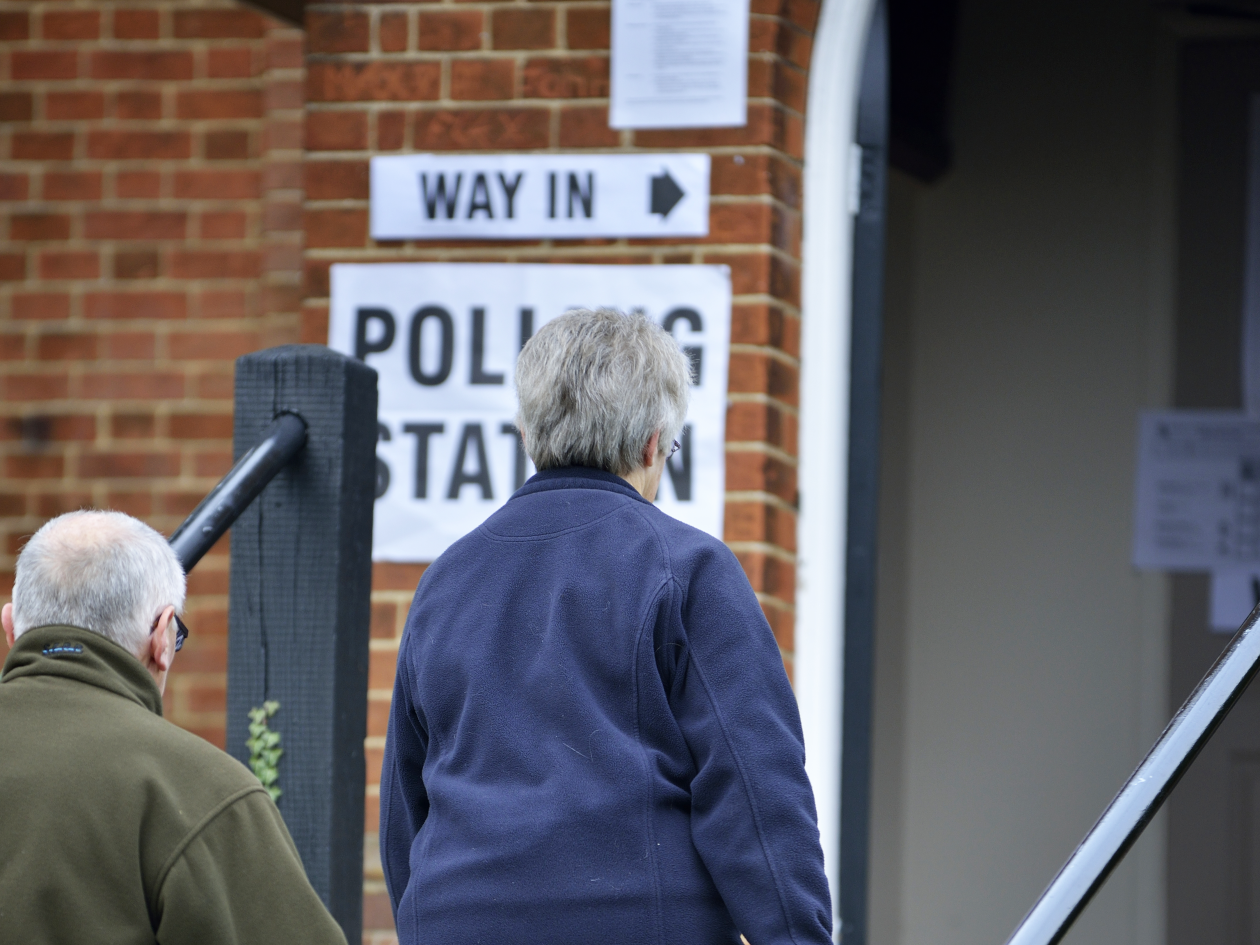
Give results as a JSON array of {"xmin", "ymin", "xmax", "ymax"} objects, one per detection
[{"xmin": 796, "ymin": 0, "xmax": 879, "ymax": 932}]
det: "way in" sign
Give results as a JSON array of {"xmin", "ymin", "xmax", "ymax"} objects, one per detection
[{"xmin": 369, "ymin": 153, "xmax": 710, "ymax": 241}]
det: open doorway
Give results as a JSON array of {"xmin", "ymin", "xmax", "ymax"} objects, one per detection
[
  {"xmin": 861, "ymin": 0, "xmax": 1181, "ymax": 942},
  {"xmin": 1167, "ymin": 32, "xmax": 1260, "ymax": 945}
]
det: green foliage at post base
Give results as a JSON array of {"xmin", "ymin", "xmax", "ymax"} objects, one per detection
[{"xmin": 247, "ymin": 700, "xmax": 283, "ymax": 802}]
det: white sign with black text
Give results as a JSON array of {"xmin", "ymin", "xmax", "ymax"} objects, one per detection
[
  {"xmin": 1133, "ymin": 411, "xmax": 1260, "ymax": 571},
  {"xmin": 610, "ymin": 0, "xmax": 749, "ymax": 129},
  {"xmin": 1242, "ymin": 93, "xmax": 1260, "ymax": 417},
  {"xmin": 370, "ymin": 153, "xmax": 710, "ymax": 240},
  {"xmin": 1210, "ymin": 569, "xmax": 1260, "ymax": 632},
  {"xmin": 328, "ymin": 263, "xmax": 731, "ymax": 562},
  {"xmin": 1215, "ymin": 96, "xmax": 1260, "ymax": 628}
]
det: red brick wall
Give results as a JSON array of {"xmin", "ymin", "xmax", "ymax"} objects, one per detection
[
  {"xmin": 1, "ymin": 1, "xmax": 818, "ymax": 941},
  {"xmin": 0, "ymin": 0, "xmax": 303, "ymax": 745},
  {"xmin": 299, "ymin": 1, "xmax": 819, "ymax": 938}
]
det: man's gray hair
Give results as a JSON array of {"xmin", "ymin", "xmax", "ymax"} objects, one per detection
[
  {"xmin": 11, "ymin": 510, "xmax": 186, "ymax": 655},
  {"xmin": 516, "ymin": 308, "xmax": 692, "ymax": 476}
]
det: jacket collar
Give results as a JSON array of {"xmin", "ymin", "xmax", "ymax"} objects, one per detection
[
  {"xmin": 1, "ymin": 625, "xmax": 164, "ymax": 716},
  {"xmin": 513, "ymin": 465, "xmax": 652, "ymax": 505}
]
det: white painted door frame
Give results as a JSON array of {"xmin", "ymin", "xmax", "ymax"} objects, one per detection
[{"xmin": 797, "ymin": 0, "xmax": 879, "ymax": 932}]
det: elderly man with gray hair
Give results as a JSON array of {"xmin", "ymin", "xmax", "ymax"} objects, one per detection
[
  {"xmin": 381, "ymin": 308, "xmax": 833, "ymax": 945},
  {"xmin": 0, "ymin": 509, "xmax": 346, "ymax": 945}
]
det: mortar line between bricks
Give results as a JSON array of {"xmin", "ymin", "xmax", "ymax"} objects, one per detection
[
  {"xmin": 726, "ymin": 490, "xmax": 800, "ymax": 516},
  {"xmin": 729, "ymin": 343, "xmax": 801, "ymax": 369},
  {"xmin": 301, "ymin": 49, "xmax": 788, "ymax": 61},
  {"xmin": 302, "ymin": 97, "xmax": 796, "ymax": 115},
  {"xmin": 299, "ymin": 289, "xmax": 802, "ymax": 319},
  {"xmin": 298, "ymin": 144, "xmax": 796, "ymax": 156},
  {"xmin": 725, "ymin": 442, "xmax": 799, "ymax": 467},
  {"xmin": 725, "ymin": 411, "xmax": 800, "ymax": 436},
  {"xmin": 755, "ymin": 592, "xmax": 797, "ymax": 614},
  {"xmin": 299, "ymin": 239, "xmax": 797, "ymax": 260},
  {"xmin": 727, "ymin": 540, "xmax": 798, "ymax": 564},
  {"xmin": 727, "ymin": 393, "xmax": 802, "ymax": 418}
]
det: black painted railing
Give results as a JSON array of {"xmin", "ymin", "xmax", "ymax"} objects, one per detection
[
  {"xmin": 168, "ymin": 411, "xmax": 308, "ymax": 572},
  {"xmin": 1005, "ymin": 602, "xmax": 1260, "ymax": 945}
]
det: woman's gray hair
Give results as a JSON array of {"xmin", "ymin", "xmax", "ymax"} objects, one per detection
[
  {"xmin": 516, "ymin": 308, "xmax": 692, "ymax": 476},
  {"xmin": 11, "ymin": 510, "xmax": 186, "ymax": 655}
]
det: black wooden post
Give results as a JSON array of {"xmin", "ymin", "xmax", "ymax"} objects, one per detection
[{"xmin": 226, "ymin": 345, "xmax": 378, "ymax": 943}]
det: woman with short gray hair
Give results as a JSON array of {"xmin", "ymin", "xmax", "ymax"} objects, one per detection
[
  {"xmin": 381, "ymin": 308, "xmax": 832, "ymax": 945},
  {"xmin": 516, "ymin": 307, "xmax": 691, "ymax": 482}
]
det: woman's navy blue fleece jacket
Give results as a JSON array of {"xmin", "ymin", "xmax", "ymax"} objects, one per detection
[{"xmin": 380, "ymin": 466, "xmax": 832, "ymax": 945}]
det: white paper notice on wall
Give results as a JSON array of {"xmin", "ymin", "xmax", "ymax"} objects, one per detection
[
  {"xmin": 1244, "ymin": 93, "xmax": 1260, "ymax": 416},
  {"xmin": 328, "ymin": 263, "xmax": 731, "ymax": 562},
  {"xmin": 1209, "ymin": 96, "xmax": 1260, "ymax": 630},
  {"xmin": 610, "ymin": 0, "xmax": 749, "ymax": 129},
  {"xmin": 370, "ymin": 153, "xmax": 710, "ymax": 241},
  {"xmin": 1133, "ymin": 410, "xmax": 1260, "ymax": 571},
  {"xmin": 1210, "ymin": 569, "xmax": 1260, "ymax": 633}
]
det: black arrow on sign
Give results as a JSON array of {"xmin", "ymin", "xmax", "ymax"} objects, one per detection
[{"xmin": 649, "ymin": 169, "xmax": 686, "ymax": 219}]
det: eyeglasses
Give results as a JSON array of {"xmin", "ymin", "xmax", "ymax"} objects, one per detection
[
  {"xmin": 669, "ymin": 439, "xmax": 681, "ymax": 458},
  {"xmin": 152, "ymin": 610, "xmax": 190, "ymax": 652}
]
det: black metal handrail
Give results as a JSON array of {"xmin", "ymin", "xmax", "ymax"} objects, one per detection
[
  {"xmin": 1005, "ymin": 601, "xmax": 1260, "ymax": 945},
  {"xmin": 168, "ymin": 412, "xmax": 308, "ymax": 572}
]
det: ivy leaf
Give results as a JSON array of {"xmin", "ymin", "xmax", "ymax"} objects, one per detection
[{"xmin": 246, "ymin": 701, "xmax": 283, "ymax": 803}]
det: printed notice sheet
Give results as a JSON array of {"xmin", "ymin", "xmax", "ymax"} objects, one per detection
[
  {"xmin": 1244, "ymin": 94, "xmax": 1260, "ymax": 416},
  {"xmin": 1133, "ymin": 411, "xmax": 1260, "ymax": 571},
  {"xmin": 610, "ymin": 0, "xmax": 749, "ymax": 129},
  {"xmin": 1138, "ymin": 99, "xmax": 1260, "ymax": 630},
  {"xmin": 1211, "ymin": 569, "xmax": 1260, "ymax": 632},
  {"xmin": 1208, "ymin": 96, "xmax": 1260, "ymax": 627}
]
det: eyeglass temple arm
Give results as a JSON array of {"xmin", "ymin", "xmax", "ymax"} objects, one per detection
[{"xmin": 168, "ymin": 412, "xmax": 308, "ymax": 574}]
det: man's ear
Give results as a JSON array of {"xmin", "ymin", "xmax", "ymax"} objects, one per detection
[
  {"xmin": 2, "ymin": 602, "xmax": 15, "ymax": 649},
  {"xmin": 149, "ymin": 605, "xmax": 175, "ymax": 673}
]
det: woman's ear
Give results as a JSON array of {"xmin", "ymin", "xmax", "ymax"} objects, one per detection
[{"xmin": 641, "ymin": 431, "xmax": 662, "ymax": 469}]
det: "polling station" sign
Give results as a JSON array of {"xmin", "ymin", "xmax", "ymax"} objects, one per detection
[{"xmin": 328, "ymin": 263, "xmax": 731, "ymax": 562}]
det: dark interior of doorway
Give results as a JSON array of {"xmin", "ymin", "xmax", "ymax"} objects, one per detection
[
  {"xmin": 888, "ymin": 0, "xmax": 961, "ymax": 182},
  {"xmin": 1167, "ymin": 36, "xmax": 1260, "ymax": 945},
  {"xmin": 840, "ymin": 3, "xmax": 888, "ymax": 944},
  {"xmin": 843, "ymin": 1, "xmax": 962, "ymax": 941},
  {"xmin": 845, "ymin": 0, "xmax": 973, "ymax": 937}
]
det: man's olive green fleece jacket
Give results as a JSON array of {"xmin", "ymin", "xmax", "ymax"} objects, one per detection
[{"xmin": 0, "ymin": 625, "xmax": 348, "ymax": 945}]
